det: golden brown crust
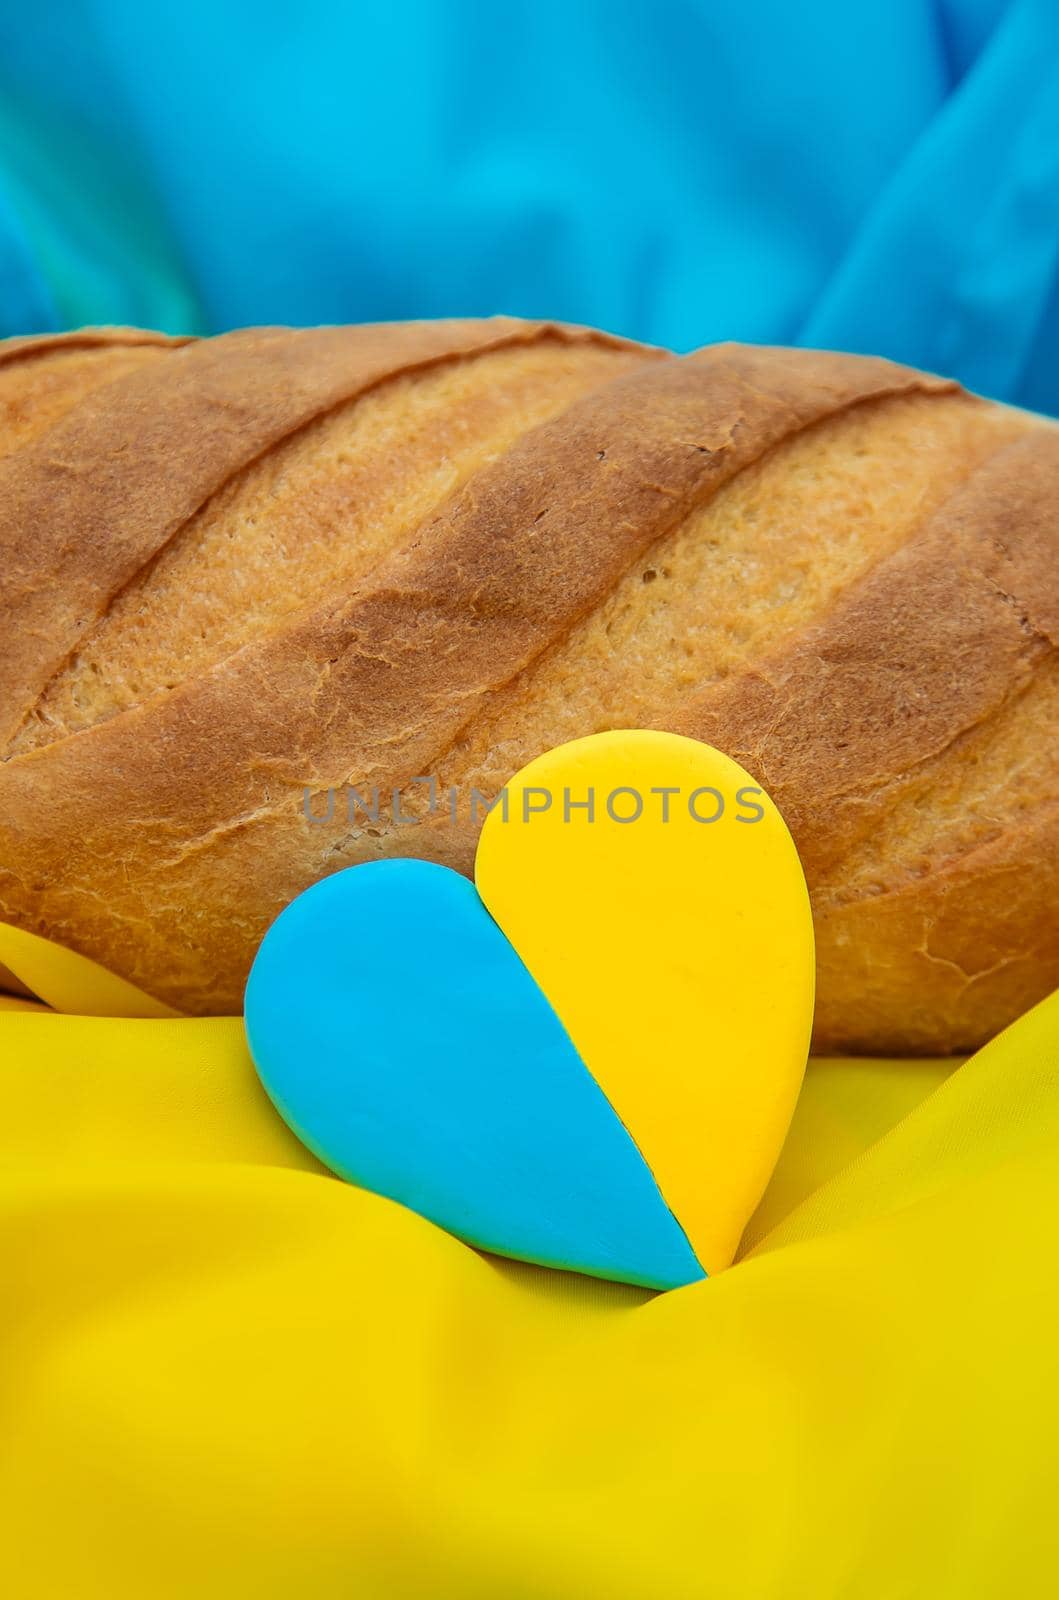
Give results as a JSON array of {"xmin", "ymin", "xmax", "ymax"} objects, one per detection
[
  {"xmin": 0, "ymin": 319, "xmax": 1054, "ymax": 1051},
  {"xmin": 0, "ymin": 326, "xmax": 192, "ymax": 368},
  {"xmin": 812, "ymin": 801, "xmax": 1059, "ymax": 1053},
  {"xmin": 676, "ymin": 429, "xmax": 1059, "ymax": 1049},
  {"xmin": 0, "ymin": 318, "xmax": 634, "ymax": 745},
  {"xmin": 0, "ymin": 339, "xmax": 958, "ymax": 1013},
  {"xmin": 678, "ymin": 431, "xmax": 1059, "ymax": 865},
  {"xmin": 0, "ymin": 333, "xmax": 185, "ymax": 464}
]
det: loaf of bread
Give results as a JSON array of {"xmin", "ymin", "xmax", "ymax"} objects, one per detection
[{"xmin": 0, "ymin": 318, "xmax": 1056, "ymax": 1052}]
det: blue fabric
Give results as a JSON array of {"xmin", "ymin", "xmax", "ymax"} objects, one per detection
[{"xmin": 0, "ymin": 1, "xmax": 1057, "ymax": 411}]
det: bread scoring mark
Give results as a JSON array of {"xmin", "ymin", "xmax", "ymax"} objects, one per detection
[
  {"xmin": 678, "ymin": 427, "xmax": 1059, "ymax": 894},
  {"xmin": 0, "ymin": 326, "xmax": 191, "ymax": 372},
  {"xmin": 10, "ymin": 337, "xmax": 650, "ymax": 756},
  {"xmin": 0, "ymin": 319, "xmax": 647, "ymax": 754},
  {"xmin": 418, "ymin": 386, "xmax": 999, "ymax": 842},
  {"xmin": 0, "ymin": 343, "xmax": 179, "ymax": 464}
]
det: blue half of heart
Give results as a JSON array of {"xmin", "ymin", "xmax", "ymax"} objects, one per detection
[{"xmin": 245, "ymin": 860, "xmax": 705, "ymax": 1290}]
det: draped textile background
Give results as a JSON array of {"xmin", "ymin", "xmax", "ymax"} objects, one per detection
[
  {"xmin": 0, "ymin": 1, "xmax": 1058, "ymax": 411},
  {"xmin": 1, "ymin": 926, "xmax": 1058, "ymax": 1595}
]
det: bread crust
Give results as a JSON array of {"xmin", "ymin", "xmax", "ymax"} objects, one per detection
[
  {"xmin": 0, "ymin": 320, "xmax": 1054, "ymax": 1051},
  {"xmin": 679, "ymin": 430, "xmax": 1059, "ymax": 1049},
  {"xmin": 0, "ymin": 319, "xmax": 636, "ymax": 746},
  {"xmin": 0, "ymin": 327, "xmax": 191, "ymax": 369}
]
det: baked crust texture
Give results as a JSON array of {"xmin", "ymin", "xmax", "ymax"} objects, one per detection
[{"xmin": 0, "ymin": 320, "xmax": 1055, "ymax": 1051}]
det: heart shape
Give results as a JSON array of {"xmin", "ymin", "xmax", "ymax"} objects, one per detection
[{"xmin": 245, "ymin": 731, "xmax": 814, "ymax": 1287}]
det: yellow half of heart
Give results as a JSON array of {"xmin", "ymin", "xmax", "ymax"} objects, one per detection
[{"xmin": 475, "ymin": 730, "xmax": 816, "ymax": 1274}]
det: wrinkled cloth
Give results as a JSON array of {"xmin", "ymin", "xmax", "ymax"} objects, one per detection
[
  {"xmin": 1, "ymin": 923, "xmax": 1057, "ymax": 1595},
  {"xmin": 1, "ymin": 1, "xmax": 1058, "ymax": 411}
]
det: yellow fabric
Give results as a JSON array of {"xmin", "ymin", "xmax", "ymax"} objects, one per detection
[
  {"xmin": 0, "ymin": 920, "xmax": 179, "ymax": 1018},
  {"xmin": 2, "ymin": 927, "xmax": 1058, "ymax": 1597}
]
